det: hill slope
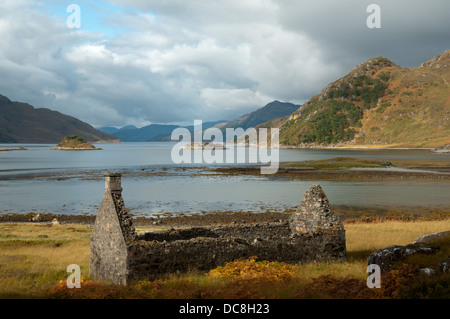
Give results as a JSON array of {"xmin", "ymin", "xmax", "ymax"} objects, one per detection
[
  {"xmin": 260, "ymin": 50, "xmax": 450, "ymax": 148},
  {"xmin": 0, "ymin": 94, "xmax": 117, "ymax": 143},
  {"xmin": 216, "ymin": 100, "xmax": 300, "ymax": 131}
]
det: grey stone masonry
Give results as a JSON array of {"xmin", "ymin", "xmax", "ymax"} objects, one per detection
[
  {"xmin": 90, "ymin": 177, "xmax": 347, "ymax": 285},
  {"xmin": 89, "ymin": 173, "xmax": 135, "ymax": 285},
  {"xmin": 289, "ymin": 184, "xmax": 345, "ymax": 234}
]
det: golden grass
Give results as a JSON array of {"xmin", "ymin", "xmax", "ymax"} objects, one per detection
[
  {"xmin": 0, "ymin": 223, "xmax": 91, "ymax": 297},
  {"xmin": 345, "ymin": 219, "xmax": 450, "ymax": 252},
  {"xmin": 0, "ymin": 218, "xmax": 448, "ymax": 298}
]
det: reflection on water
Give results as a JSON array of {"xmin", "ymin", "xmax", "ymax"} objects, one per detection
[{"xmin": 0, "ymin": 142, "xmax": 449, "ymax": 216}]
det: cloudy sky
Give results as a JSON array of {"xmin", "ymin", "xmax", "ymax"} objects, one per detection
[{"xmin": 1, "ymin": 0, "xmax": 449, "ymax": 128}]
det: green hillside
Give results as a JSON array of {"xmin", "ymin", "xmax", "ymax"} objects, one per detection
[
  {"xmin": 261, "ymin": 50, "xmax": 450, "ymax": 148},
  {"xmin": 0, "ymin": 94, "xmax": 117, "ymax": 143},
  {"xmin": 217, "ymin": 100, "xmax": 300, "ymax": 131}
]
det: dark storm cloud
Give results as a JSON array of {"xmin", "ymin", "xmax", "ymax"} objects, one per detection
[{"xmin": 277, "ymin": 0, "xmax": 450, "ymax": 68}]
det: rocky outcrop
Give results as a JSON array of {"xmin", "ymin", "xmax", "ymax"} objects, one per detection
[
  {"xmin": 431, "ymin": 144, "xmax": 450, "ymax": 153},
  {"xmin": 367, "ymin": 245, "xmax": 437, "ymax": 273},
  {"xmin": 438, "ymin": 258, "xmax": 450, "ymax": 273},
  {"xmin": 368, "ymin": 231, "xmax": 450, "ymax": 273},
  {"xmin": 412, "ymin": 231, "xmax": 450, "ymax": 244}
]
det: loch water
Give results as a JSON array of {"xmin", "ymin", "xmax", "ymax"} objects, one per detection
[{"xmin": 0, "ymin": 142, "xmax": 449, "ymax": 217}]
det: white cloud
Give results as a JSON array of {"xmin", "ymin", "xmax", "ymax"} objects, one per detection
[
  {"xmin": 0, "ymin": 0, "xmax": 449, "ymax": 128},
  {"xmin": 201, "ymin": 88, "xmax": 273, "ymax": 112}
]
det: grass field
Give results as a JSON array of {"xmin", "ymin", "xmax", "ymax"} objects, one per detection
[{"xmin": 0, "ymin": 217, "xmax": 449, "ymax": 299}]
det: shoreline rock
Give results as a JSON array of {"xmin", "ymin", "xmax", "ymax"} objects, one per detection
[
  {"xmin": 431, "ymin": 144, "xmax": 450, "ymax": 153},
  {"xmin": 180, "ymin": 142, "xmax": 228, "ymax": 150},
  {"xmin": 94, "ymin": 139, "xmax": 122, "ymax": 144}
]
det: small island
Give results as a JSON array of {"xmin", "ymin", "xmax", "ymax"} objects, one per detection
[
  {"xmin": 180, "ymin": 142, "xmax": 228, "ymax": 150},
  {"xmin": 51, "ymin": 135, "xmax": 102, "ymax": 151},
  {"xmin": 94, "ymin": 139, "xmax": 122, "ymax": 144},
  {"xmin": 0, "ymin": 147, "xmax": 27, "ymax": 152}
]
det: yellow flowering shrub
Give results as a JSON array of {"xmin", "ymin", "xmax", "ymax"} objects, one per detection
[{"xmin": 206, "ymin": 256, "xmax": 300, "ymax": 282}]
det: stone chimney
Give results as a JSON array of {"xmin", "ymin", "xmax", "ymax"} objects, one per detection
[
  {"xmin": 105, "ymin": 173, "xmax": 122, "ymax": 193},
  {"xmin": 104, "ymin": 173, "xmax": 135, "ymax": 242}
]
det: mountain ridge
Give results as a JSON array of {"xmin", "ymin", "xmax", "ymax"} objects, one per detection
[
  {"xmin": 216, "ymin": 100, "xmax": 300, "ymax": 131},
  {"xmin": 101, "ymin": 121, "xmax": 226, "ymax": 142},
  {"xmin": 258, "ymin": 50, "xmax": 450, "ymax": 148},
  {"xmin": 0, "ymin": 94, "xmax": 117, "ymax": 143}
]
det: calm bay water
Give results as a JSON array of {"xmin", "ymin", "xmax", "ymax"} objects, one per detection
[{"xmin": 0, "ymin": 142, "xmax": 449, "ymax": 217}]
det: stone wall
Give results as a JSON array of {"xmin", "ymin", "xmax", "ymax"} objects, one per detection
[{"xmin": 90, "ymin": 175, "xmax": 347, "ymax": 285}]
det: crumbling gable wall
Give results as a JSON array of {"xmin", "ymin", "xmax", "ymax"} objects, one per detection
[
  {"xmin": 89, "ymin": 173, "xmax": 134, "ymax": 285},
  {"xmin": 90, "ymin": 174, "xmax": 346, "ymax": 285}
]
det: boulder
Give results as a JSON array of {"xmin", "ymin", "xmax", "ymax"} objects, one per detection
[
  {"xmin": 438, "ymin": 258, "xmax": 450, "ymax": 273},
  {"xmin": 418, "ymin": 268, "xmax": 436, "ymax": 276},
  {"xmin": 367, "ymin": 244, "xmax": 437, "ymax": 273},
  {"xmin": 412, "ymin": 231, "xmax": 450, "ymax": 244}
]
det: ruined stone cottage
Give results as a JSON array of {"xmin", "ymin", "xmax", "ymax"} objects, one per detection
[{"xmin": 90, "ymin": 173, "xmax": 346, "ymax": 285}]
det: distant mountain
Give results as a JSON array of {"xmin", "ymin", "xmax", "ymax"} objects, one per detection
[
  {"xmin": 137, "ymin": 100, "xmax": 300, "ymax": 143},
  {"xmin": 259, "ymin": 50, "xmax": 450, "ymax": 148},
  {"xmin": 216, "ymin": 100, "xmax": 300, "ymax": 131},
  {"xmin": 114, "ymin": 124, "xmax": 180, "ymax": 142},
  {"xmin": 98, "ymin": 126, "xmax": 120, "ymax": 135},
  {"xmin": 120, "ymin": 125, "xmax": 138, "ymax": 131},
  {"xmin": 98, "ymin": 125, "xmax": 138, "ymax": 135},
  {"xmin": 108, "ymin": 121, "xmax": 226, "ymax": 142},
  {"xmin": 0, "ymin": 94, "xmax": 117, "ymax": 143}
]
